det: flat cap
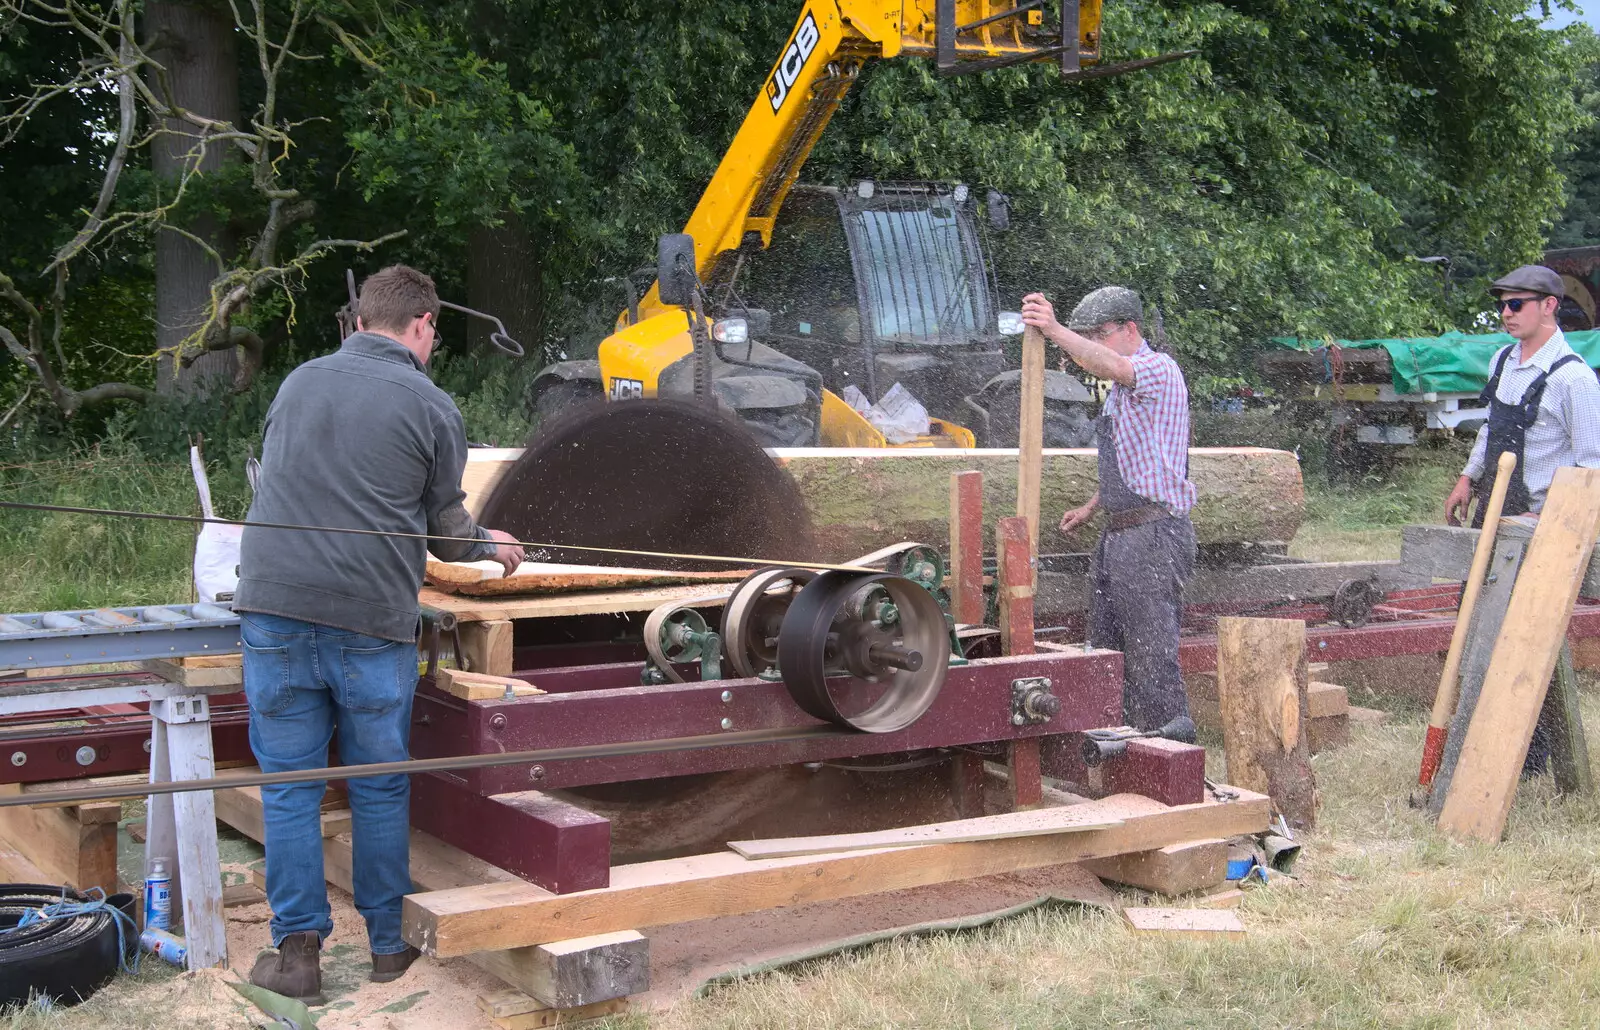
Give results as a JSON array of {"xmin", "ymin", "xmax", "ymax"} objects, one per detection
[
  {"xmin": 1489, "ymin": 264, "xmax": 1563, "ymax": 300},
  {"xmin": 1068, "ymin": 286, "xmax": 1143, "ymax": 331}
]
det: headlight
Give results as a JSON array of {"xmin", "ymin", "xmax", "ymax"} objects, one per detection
[
  {"xmin": 712, "ymin": 318, "xmax": 749, "ymax": 344},
  {"xmin": 997, "ymin": 312, "xmax": 1025, "ymax": 336}
]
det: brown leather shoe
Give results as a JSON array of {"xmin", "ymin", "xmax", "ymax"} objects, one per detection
[
  {"xmin": 250, "ymin": 931, "xmax": 324, "ymax": 1004},
  {"xmin": 369, "ymin": 945, "xmax": 420, "ymax": 983}
]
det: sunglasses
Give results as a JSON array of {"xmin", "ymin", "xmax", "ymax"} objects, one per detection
[{"xmin": 1496, "ymin": 297, "xmax": 1545, "ymax": 314}]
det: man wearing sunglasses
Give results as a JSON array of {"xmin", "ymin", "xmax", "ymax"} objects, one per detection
[
  {"xmin": 1021, "ymin": 287, "xmax": 1197, "ymax": 740},
  {"xmin": 234, "ymin": 264, "xmax": 525, "ymax": 1001},
  {"xmin": 1445, "ymin": 264, "xmax": 1600, "ymax": 529}
]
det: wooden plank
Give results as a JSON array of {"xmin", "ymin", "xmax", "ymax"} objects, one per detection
[
  {"xmin": 728, "ymin": 804, "xmax": 1126, "ymax": 860},
  {"xmin": 404, "ymin": 789, "xmax": 1272, "ymax": 958},
  {"xmin": 0, "ymin": 784, "xmax": 118, "ymax": 893},
  {"xmin": 949, "ymin": 471, "xmax": 985, "ymax": 625},
  {"xmin": 1083, "ymin": 839, "xmax": 1227, "ymax": 896},
  {"xmin": 511, "ymin": 930, "xmax": 649, "ymax": 1009},
  {"xmin": 459, "ymin": 620, "xmax": 515, "ymax": 676},
  {"xmin": 1216, "ymin": 617, "xmax": 1318, "ymax": 829},
  {"xmin": 1439, "ymin": 468, "xmax": 1600, "ymax": 842},
  {"xmin": 1124, "ymin": 906, "xmax": 1246, "ymax": 940},
  {"xmin": 215, "ymin": 783, "xmax": 353, "ymax": 841},
  {"xmin": 1401, "ymin": 521, "xmax": 1600, "ymax": 597},
  {"xmin": 21, "ymin": 773, "xmax": 150, "ymax": 809},
  {"xmin": 223, "ymin": 883, "xmax": 266, "ymax": 908},
  {"xmin": 1428, "ymin": 529, "xmax": 1528, "ymax": 816},
  {"xmin": 489, "ymin": 999, "xmax": 629, "ymax": 1030},
  {"xmin": 435, "ymin": 667, "xmax": 544, "ymax": 701},
  {"xmin": 141, "ymin": 657, "xmax": 242, "ymax": 688},
  {"xmin": 1547, "ymin": 643, "xmax": 1593, "ymax": 796},
  {"xmin": 417, "ymin": 584, "xmax": 728, "ymax": 625},
  {"xmin": 1017, "ymin": 325, "xmax": 1047, "ymax": 553},
  {"xmin": 1306, "ymin": 682, "xmax": 1348, "ymax": 719},
  {"xmin": 996, "ymin": 516, "xmax": 1035, "ymax": 656},
  {"xmin": 463, "ymin": 447, "xmax": 1309, "ymax": 556}
]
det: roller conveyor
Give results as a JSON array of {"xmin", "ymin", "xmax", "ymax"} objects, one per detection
[{"xmin": 0, "ymin": 603, "xmax": 240, "ymax": 670}]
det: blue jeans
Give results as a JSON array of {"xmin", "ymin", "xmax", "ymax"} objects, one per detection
[{"xmin": 240, "ymin": 612, "xmax": 417, "ymax": 955}]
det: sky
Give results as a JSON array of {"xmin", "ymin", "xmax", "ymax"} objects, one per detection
[{"xmin": 1544, "ymin": 0, "xmax": 1600, "ymax": 29}]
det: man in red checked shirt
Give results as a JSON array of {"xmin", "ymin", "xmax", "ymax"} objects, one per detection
[{"xmin": 1022, "ymin": 286, "xmax": 1198, "ymax": 738}]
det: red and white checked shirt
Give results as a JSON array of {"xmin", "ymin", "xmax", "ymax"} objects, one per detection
[{"xmin": 1105, "ymin": 342, "xmax": 1197, "ymax": 512}]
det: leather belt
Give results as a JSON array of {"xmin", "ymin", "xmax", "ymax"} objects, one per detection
[{"xmin": 1106, "ymin": 504, "xmax": 1172, "ymax": 532}]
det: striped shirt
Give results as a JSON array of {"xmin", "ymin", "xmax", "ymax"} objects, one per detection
[
  {"xmin": 1462, "ymin": 330, "xmax": 1600, "ymax": 513},
  {"xmin": 1106, "ymin": 342, "xmax": 1197, "ymax": 512}
]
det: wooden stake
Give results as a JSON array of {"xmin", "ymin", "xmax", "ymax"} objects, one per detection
[
  {"xmin": 948, "ymin": 471, "xmax": 985, "ymax": 625},
  {"xmin": 1439, "ymin": 468, "xmax": 1600, "ymax": 841},
  {"xmin": 996, "ymin": 516, "xmax": 1035, "ymax": 656},
  {"xmin": 1420, "ymin": 451, "xmax": 1516, "ymax": 788},
  {"xmin": 1216, "ymin": 616, "xmax": 1318, "ymax": 829},
  {"xmin": 1016, "ymin": 326, "xmax": 1047, "ymax": 558}
]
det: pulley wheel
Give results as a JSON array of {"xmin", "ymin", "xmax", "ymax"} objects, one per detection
[
  {"xmin": 777, "ymin": 571, "xmax": 949, "ymax": 733},
  {"xmin": 1329, "ymin": 577, "xmax": 1384, "ymax": 628},
  {"xmin": 644, "ymin": 604, "xmax": 711, "ymax": 684},
  {"xmin": 722, "ymin": 567, "xmax": 816, "ymax": 679}
]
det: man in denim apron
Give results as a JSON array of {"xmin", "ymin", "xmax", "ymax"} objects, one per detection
[
  {"xmin": 1444, "ymin": 264, "xmax": 1600, "ymax": 775},
  {"xmin": 1022, "ymin": 287, "xmax": 1198, "ymax": 737}
]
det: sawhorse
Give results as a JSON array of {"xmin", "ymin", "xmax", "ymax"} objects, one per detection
[{"xmin": 0, "ymin": 675, "xmax": 229, "ymax": 968}]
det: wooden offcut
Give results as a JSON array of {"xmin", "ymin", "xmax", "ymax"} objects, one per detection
[
  {"xmin": 403, "ymin": 789, "xmax": 1272, "ymax": 958},
  {"xmin": 426, "ymin": 559, "xmax": 746, "ymax": 597},
  {"xmin": 1307, "ymin": 682, "xmax": 1348, "ymax": 718},
  {"xmin": 505, "ymin": 930, "xmax": 650, "ymax": 1009},
  {"xmin": 459, "ymin": 447, "xmax": 1307, "ymax": 556},
  {"xmin": 1439, "ymin": 468, "xmax": 1600, "ymax": 842},
  {"xmin": 1124, "ymin": 906, "xmax": 1246, "ymax": 940},
  {"xmin": 1216, "ymin": 617, "xmax": 1319, "ymax": 829},
  {"xmin": 1084, "ymin": 838, "xmax": 1227, "ymax": 896},
  {"xmin": 435, "ymin": 667, "xmax": 544, "ymax": 702},
  {"xmin": 727, "ymin": 804, "xmax": 1126, "ymax": 860}
]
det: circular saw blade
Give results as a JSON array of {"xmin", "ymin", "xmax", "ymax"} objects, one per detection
[{"xmin": 479, "ymin": 399, "xmax": 817, "ymax": 571}]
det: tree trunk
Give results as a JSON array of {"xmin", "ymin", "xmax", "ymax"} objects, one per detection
[
  {"xmin": 467, "ymin": 214, "xmax": 544, "ymax": 357},
  {"xmin": 459, "ymin": 447, "xmax": 1306, "ymax": 554},
  {"xmin": 145, "ymin": 1, "xmax": 239, "ymax": 395},
  {"xmin": 775, "ymin": 447, "xmax": 1305, "ymax": 560}
]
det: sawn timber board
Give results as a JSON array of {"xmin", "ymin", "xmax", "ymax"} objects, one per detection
[
  {"xmin": 727, "ymin": 804, "xmax": 1125, "ymax": 859},
  {"xmin": 403, "ymin": 788, "xmax": 1271, "ymax": 958},
  {"xmin": 416, "ymin": 584, "xmax": 731, "ymax": 624}
]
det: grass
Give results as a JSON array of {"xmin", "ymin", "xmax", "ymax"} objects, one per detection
[{"xmin": 10, "ymin": 440, "xmax": 1600, "ymax": 1028}]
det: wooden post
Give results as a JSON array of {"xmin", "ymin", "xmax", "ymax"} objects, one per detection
[
  {"xmin": 461, "ymin": 619, "xmax": 515, "ymax": 676},
  {"xmin": 1547, "ymin": 643, "xmax": 1593, "ymax": 796},
  {"xmin": 948, "ymin": 471, "xmax": 985, "ymax": 625},
  {"xmin": 1005, "ymin": 738, "xmax": 1043, "ymax": 810},
  {"xmin": 950, "ymin": 749, "xmax": 987, "ymax": 819},
  {"xmin": 1439, "ymin": 468, "xmax": 1600, "ymax": 842},
  {"xmin": 1216, "ymin": 616, "xmax": 1318, "ymax": 829},
  {"xmin": 1016, "ymin": 326, "xmax": 1047, "ymax": 557},
  {"xmin": 995, "ymin": 516, "xmax": 1035, "ymax": 656}
]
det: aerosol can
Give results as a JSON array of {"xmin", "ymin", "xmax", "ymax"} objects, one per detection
[
  {"xmin": 143, "ymin": 858, "xmax": 172, "ymax": 931},
  {"xmin": 140, "ymin": 926, "xmax": 188, "ymax": 966}
]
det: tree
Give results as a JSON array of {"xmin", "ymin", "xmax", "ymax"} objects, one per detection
[{"xmin": 0, "ymin": 0, "xmax": 400, "ymax": 420}]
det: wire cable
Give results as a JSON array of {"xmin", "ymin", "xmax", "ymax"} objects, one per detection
[{"xmin": 0, "ymin": 500, "xmax": 877, "ymax": 574}]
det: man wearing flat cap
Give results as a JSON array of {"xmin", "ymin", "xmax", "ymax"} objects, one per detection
[
  {"xmin": 1022, "ymin": 286, "xmax": 1197, "ymax": 738},
  {"xmin": 1444, "ymin": 264, "xmax": 1600, "ymax": 777},
  {"xmin": 1445, "ymin": 264, "xmax": 1600, "ymax": 528}
]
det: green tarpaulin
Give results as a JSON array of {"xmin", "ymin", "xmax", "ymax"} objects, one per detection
[{"xmin": 1269, "ymin": 330, "xmax": 1600, "ymax": 395}]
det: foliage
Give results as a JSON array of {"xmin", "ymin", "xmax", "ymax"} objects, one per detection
[{"xmin": 1552, "ymin": 36, "xmax": 1600, "ymax": 247}]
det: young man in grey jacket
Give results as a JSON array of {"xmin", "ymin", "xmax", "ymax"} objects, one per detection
[{"xmin": 234, "ymin": 265, "xmax": 524, "ymax": 1001}]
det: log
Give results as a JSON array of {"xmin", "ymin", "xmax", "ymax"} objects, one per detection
[
  {"xmin": 1216, "ymin": 617, "xmax": 1319, "ymax": 829},
  {"xmin": 460, "ymin": 447, "xmax": 1305, "ymax": 558}
]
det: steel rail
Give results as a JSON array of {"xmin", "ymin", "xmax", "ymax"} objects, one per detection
[{"xmin": 0, "ymin": 724, "xmax": 852, "ymax": 810}]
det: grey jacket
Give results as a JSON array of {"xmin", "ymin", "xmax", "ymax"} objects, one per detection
[{"xmin": 234, "ymin": 332, "xmax": 495, "ymax": 641}]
